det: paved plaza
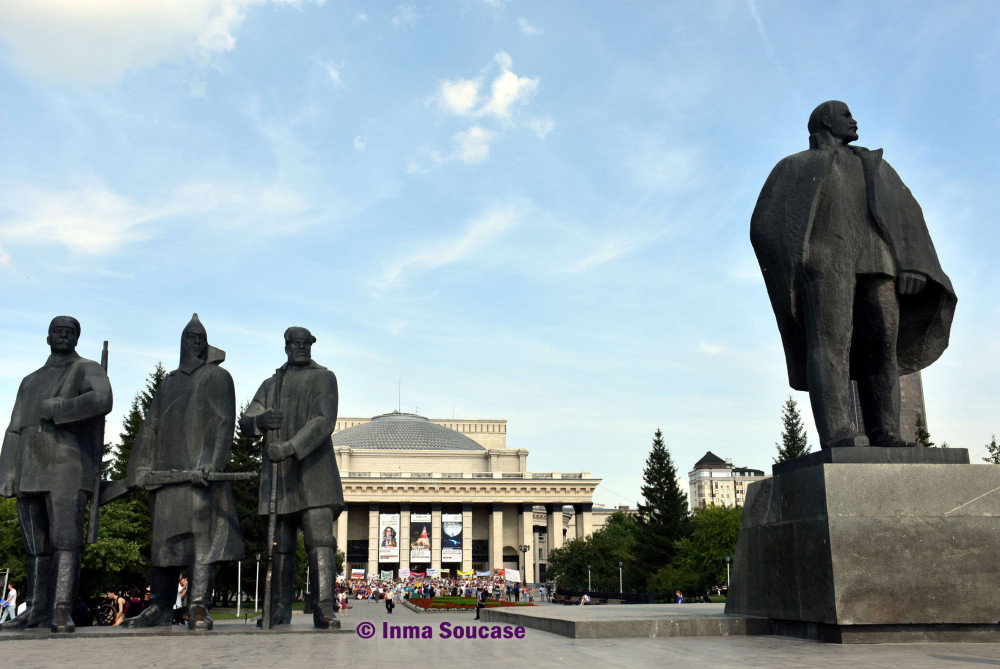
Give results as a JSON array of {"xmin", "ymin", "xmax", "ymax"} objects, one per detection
[{"xmin": 2, "ymin": 601, "xmax": 1000, "ymax": 668}]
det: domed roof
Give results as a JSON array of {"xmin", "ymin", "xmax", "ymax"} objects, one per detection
[{"xmin": 332, "ymin": 411, "xmax": 485, "ymax": 451}]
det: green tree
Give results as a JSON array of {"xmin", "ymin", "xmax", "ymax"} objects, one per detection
[
  {"xmin": 984, "ymin": 435, "xmax": 1000, "ymax": 464},
  {"xmin": 80, "ymin": 363, "xmax": 165, "ymax": 598},
  {"xmin": 774, "ymin": 395, "xmax": 811, "ymax": 463},
  {"xmin": 914, "ymin": 411, "xmax": 934, "ymax": 448},
  {"xmin": 671, "ymin": 505, "xmax": 742, "ymax": 592},
  {"xmin": 635, "ymin": 429, "xmax": 688, "ymax": 583},
  {"xmin": 0, "ymin": 498, "xmax": 26, "ymax": 589},
  {"xmin": 545, "ymin": 512, "xmax": 641, "ymax": 593},
  {"xmin": 214, "ymin": 403, "xmax": 265, "ymax": 606}
]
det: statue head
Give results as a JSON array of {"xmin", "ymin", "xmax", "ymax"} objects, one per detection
[
  {"xmin": 808, "ymin": 100, "xmax": 859, "ymax": 148},
  {"xmin": 180, "ymin": 313, "xmax": 208, "ymax": 368},
  {"xmin": 47, "ymin": 315, "xmax": 80, "ymax": 355},
  {"xmin": 284, "ymin": 326, "xmax": 316, "ymax": 366}
]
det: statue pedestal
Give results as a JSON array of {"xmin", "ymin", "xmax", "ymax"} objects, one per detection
[{"xmin": 725, "ymin": 448, "xmax": 1000, "ymax": 643}]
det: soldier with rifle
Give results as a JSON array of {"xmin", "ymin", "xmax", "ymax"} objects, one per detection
[
  {"xmin": 241, "ymin": 326, "xmax": 344, "ymax": 629},
  {"xmin": 124, "ymin": 314, "xmax": 244, "ymax": 630},
  {"xmin": 0, "ymin": 316, "xmax": 113, "ymax": 633}
]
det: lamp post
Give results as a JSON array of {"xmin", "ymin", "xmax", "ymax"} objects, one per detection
[
  {"xmin": 586, "ymin": 562, "xmax": 591, "ymax": 591},
  {"xmin": 725, "ymin": 554, "xmax": 731, "ymax": 589},
  {"xmin": 237, "ymin": 560, "xmax": 242, "ymax": 617},
  {"xmin": 518, "ymin": 544, "xmax": 530, "ymax": 586},
  {"xmin": 618, "ymin": 560, "xmax": 623, "ymax": 594},
  {"xmin": 255, "ymin": 552, "xmax": 261, "ymax": 612}
]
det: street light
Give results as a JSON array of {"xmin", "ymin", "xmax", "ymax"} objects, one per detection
[
  {"xmin": 518, "ymin": 544, "xmax": 530, "ymax": 586},
  {"xmin": 618, "ymin": 560, "xmax": 623, "ymax": 594},
  {"xmin": 725, "ymin": 554, "xmax": 732, "ymax": 589},
  {"xmin": 586, "ymin": 562, "xmax": 591, "ymax": 591},
  {"xmin": 255, "ymin": 552, "xmax": 261, "ymax": 612}
]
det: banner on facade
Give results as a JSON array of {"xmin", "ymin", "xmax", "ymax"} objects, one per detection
[
  {"xmin": 427, "ymin": 568, "xmax": 438, "ymax": 577},
  {"xmin": 398, "ymin": 568, "xmax": 411, "ymax": 579},
  {"xmin": 351, "ymin": 568, "xmax": 365, "ymax": 579},
  {"xmin": 410, "ymin": 571, "xmax": 425, "ymax": 578},
  {"xmin": 475, "ymin": 570, "xmax": 491, "ymax": 577},
  {"xmin": 410, "ymin": 513, "xmax": 432, "ymax": 563},
  {"xmin": 380, "ymin": 570, "xmax": 393, "ymax": 580},
  {"xmin": 379, "ymin": 513, "xmax": 400, "ymax": 562},
  {"xmin": 441, "ymin": 513, "xmax": 463, "ymax": 562},
  {"xmin": 505, "ymin": 568, "xmax": 522, "ymax": 583},
  {"xmin": 457, "ymin": 569, "xmax": 474, "ymax": 577}
]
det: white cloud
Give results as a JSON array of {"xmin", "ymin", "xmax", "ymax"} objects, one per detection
[
  {"xmin": 0, "ymin": 245, "xmax": 10, "ymax": 267},
  {"xmin": 439, "ymin": 78, "xmax": 481, "ymax": 115},
  {"xmin": 0, "ymin": 182, "xmax": 160, "ymax": 254},
  {"xmin": 320, "ymin": 59, "xmax": 344, "ymax": 87},
  {"xmin": 392, "ymin": 3, "xmax": 417, "ymax": 27},
  {"xmin": 565, "ymin": 236, "xmax": 642, "ymax": 273},
  {"xmin": 354, "ymin": 11, "xmax": 368, "ymax": 23},
  {"xmin": 353, "ymin": 136, "xmax": 367, "ymax": 152},
  {"xmin": 699, "ymin": 342, "xmax": 725, "ymax": 355},
  {"xmin": 434, "ymin": 52, "xmax": 539, "ymax": 120},
  {"xmin": 375, "ymin": 201, "xmax": 528, "ymax": 288},
  {"xmin": 432, "ymin": 126, "xmax": 495, "ymax": 165},
  {"xmin": 518, "ymin": 18, "xmax": 543, "ymax": 35},
  {"xmin": 0, "ymin": 0, "xmax": 324, "ymax": 85},
  {"xmin": 525, "ymin": 115, "xmax": 555, "ymax": 139}
]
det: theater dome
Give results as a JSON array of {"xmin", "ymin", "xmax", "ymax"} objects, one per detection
[{"xmin": 332, "ymin": 411, "xmax": 485, "ymax": 451}]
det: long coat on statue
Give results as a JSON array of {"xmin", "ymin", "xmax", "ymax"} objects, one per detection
[
  {"xmin": 750, "ymin": 145, "xmax": 957, "ymax": 391},
  {"xmin": 126, "ymin": 353, "xmax": 244, "ymax": 567},
  {"xmin": 241, "ymin": 362, "xmax": 344, "ymax": 516}
]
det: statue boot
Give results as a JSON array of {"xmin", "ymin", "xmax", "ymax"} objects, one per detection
[
  {"xmin": 50, "ymin": 550, "xmax": 80, "ymax": 633},
  {"xmin": 0, "ymin": 555, "xmax": 50, "ymax": 630},
  {"xmin": 124, "ymin": 566, "xmax": 176, "ymax": 628},
  {"xmin": 187, "ymin": 563, "xmax": 214, "ymax": 631},
  {"xmin": 309, "ymin": 547, "xmax": 339, "ymax": 629},
  {"xmin": 257, "ymin": 552, "xmax": 294, "ymax": 627}
]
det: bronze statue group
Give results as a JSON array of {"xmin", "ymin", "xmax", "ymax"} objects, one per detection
[
  {"xmin": 0, "ymin": 100, "xmax": 955, "ymax": 635},
  {"xmin": 0, "ymin": 315, "xmax": 344, "ymax": 633}
]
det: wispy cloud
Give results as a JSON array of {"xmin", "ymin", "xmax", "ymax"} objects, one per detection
[
  {"xmin": 564, "ymin": 234, "xmax": 647, "ymax": 273},
  {"xmin": 525, "ymin": 115, "xmax": 555, "ymax": 139},
  {"xmin": 319, "ymin": 59, "xmax": 345, "ymax": 87},
  {"xmin": 518, "ymin": 18, "xmax": 543, "ymax": 36},
  {"xmin": 0, "ymin": 0, "xmax": 325, "ymax": 85},
  {"xmin": 353, "ymin": 136, "xmax": 367, "ymax": 152},
  {"xmin": 699, "ymin": 342, "xmax": 725, "ymax": 355},
  {"xmin": 392, "ymin": 3, "xmax": 418, "ymax": 27},
  {"xmin": 374, "ymin": 201, "xmax": 529, "ymax": 289},
  {"xmin": 433, "ymin": 126, "xmax": 495, "ymax": 165}
]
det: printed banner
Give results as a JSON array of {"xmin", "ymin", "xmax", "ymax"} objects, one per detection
[
  {"xmin": 379, "ymin": 513, "xmax": 401, "ymax": 562},
  {"xmin": 410, "ymin": 571, "xmax": 425, "ymax": 578},
  {"xmin": 505, "ymin": 568, "xmax": 521, "ymax": 583},
  {"xmin": 351, "ymin": 568, "xmax": 365, "ymax": 579},
  {"xmin": 398, "ymin": 568, "xmax": 411, "ymax": 579},
  {"xmin": 380, "ymin": 570, "xmax": 393, "ymax": 580},
  {"xmin": 441, "ymin": 513, "xmax": 463, "ymax": 563},
  {"xmin": 475, "ymin": 570, "xmax": 491, "ymax": 577},
  {"xmin": 457, "ymin": 569, "xmax": 475, "ymax": 576},
  {"xmin": 410, "ymin": 513, "xmax": 432, "ymax": 563},
  {"xmin": 426, "ymin": 568, "xmax": 438, "ymax": 577}
]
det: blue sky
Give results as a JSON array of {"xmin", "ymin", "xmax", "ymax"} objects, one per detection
[{"xmin": 0, "ymin": 1, "xmax": 997, "ymax": 509}]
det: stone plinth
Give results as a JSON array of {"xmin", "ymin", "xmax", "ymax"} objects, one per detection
[{"xmin": 725, "ymin": 448, "xmax": 1000, "ymax": 643}]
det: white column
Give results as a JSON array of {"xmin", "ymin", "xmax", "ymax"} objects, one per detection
[
  {"xmin": 399, "ymin": 503, "xmax": 411, "ymax": 572},
  {"xmin": 489, "ymin": 502, "xmax": 503, "ymax": 573},
  {"xmin": 367, "ymin": 503, "xmax": 379, "ymax": 576},
  {"xmin": 431, "ymin": 503, "xmax": 442, "ymax": 572},
  {"xmin": 461, "ymin": 502, "xmax": 473, "ymax": 574},
  {"xmin": 519, "ymin": 502, "xmax": 535, "ymax": 585}
]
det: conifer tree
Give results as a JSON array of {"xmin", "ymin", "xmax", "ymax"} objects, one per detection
[
  {"xmin": 774, "ymin": 395, "xmax": 811, "ymax": 463},
  {"xmin": 914, "ymin": 412, "xmax": 934, "ymax": 448},
  {"xmin": 635, "ymin": 429, "xmax": 689, "ymax": 578},
  {"xmin": 983, "ymin": 435, "xmax": 1000, "ymax": 464}
]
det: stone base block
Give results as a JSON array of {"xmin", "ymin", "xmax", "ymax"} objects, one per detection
[{"xmin": 725, "ymin": 449, "xmax": 1000, "ymax": 642}]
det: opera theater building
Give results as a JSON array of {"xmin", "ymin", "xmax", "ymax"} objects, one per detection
[{"xmin": 331, "ymin": 411, "xmax": 603, "ymax": 583}]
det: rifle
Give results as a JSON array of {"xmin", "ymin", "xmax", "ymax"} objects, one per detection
[
  {"xmin": 261, "ymin": 373, "xmax": 283, "ymax": 630},
  {"xmin": 86, "ymin": 340, "xmax": 109, "ymax": 545},
  {"xmin": 97, "ymin": 470, "xmax": 259, "ymax": 506}
]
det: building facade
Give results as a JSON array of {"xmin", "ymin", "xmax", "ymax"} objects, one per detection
[
  {"xmin": 331, "ymin": 411, "xmax": 601, "ymax": 583},
  {"xmin": 850, "ymin": 371, "xmax": 928, "ymax": 443},
  {"xmin": 687, "ymin": 451, "xmax": 767, "ymax": 508}
]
